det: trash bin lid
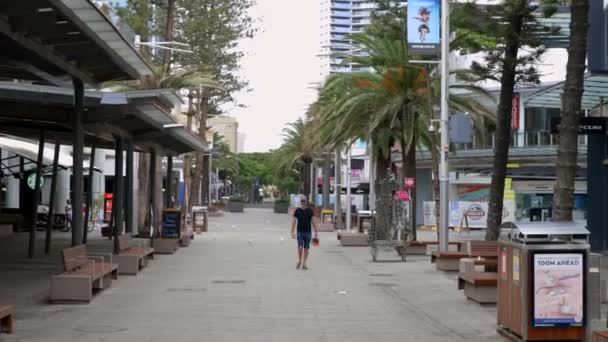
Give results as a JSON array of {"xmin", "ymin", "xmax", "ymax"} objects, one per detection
[{"xmin": 501, "ymin": 221, "xmax": 589, "ymax": 244}]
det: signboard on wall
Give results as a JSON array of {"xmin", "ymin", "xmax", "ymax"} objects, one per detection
[
  {"xmin": 511, "ymin": 95, "xmax": 520, "ymax": 129},
  {"xmin": 407, "ymin": 0, "xmax": 441, "ymax": 55},
  {"xmin": 423, "ymin": 201, "xmax": 515, "ymax": 228},
  {"xmin": 551, "ymin": 117, "xmax": 608, "ymax": 135},
  {"xmin": 532, "ymin": 252, "xmax": 585, "ymax": 327}
]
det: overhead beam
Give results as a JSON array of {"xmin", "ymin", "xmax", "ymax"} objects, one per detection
[{"xmin": 0, "ymin": 18, "xmax": 97, "ymax": 85}]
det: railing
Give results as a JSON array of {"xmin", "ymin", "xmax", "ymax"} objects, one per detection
[{"xmin": 453, "ymin": 131, "xmax": 588, "ymax": 150}]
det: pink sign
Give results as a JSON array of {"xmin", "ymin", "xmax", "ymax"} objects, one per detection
[
  {"xmin": 395, "ymin": 191, "xmax": 410, "ymax": 201},
  {"xmin": 405, "ymin": 178, "xmax": 415, "ymax": 188}
]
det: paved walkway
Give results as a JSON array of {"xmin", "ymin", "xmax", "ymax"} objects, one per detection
[{"xmin": 1, "ymin": 209, "xmax": 506, "ymax": 341}]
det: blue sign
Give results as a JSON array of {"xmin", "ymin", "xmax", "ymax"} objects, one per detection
[
  {"xmin": 407, "ymin": 0, "xmax": 441, "ymax": 55},
  {"xmin": 161, "ymin": 209, "xmax": 181, "ymax": 238}
]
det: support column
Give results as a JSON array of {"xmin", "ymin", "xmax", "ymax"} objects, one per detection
[
  {"xmin": 28, "ymin": 129, "xmax": 45, "ymax": 258},
  {"xmin": 45, "ymin": 139, "xmax": 60, "ymax": 254},
  {"xmin": 126, "ymin": 141, "xmax": 134, "ymax": 233},
  {"xmin": 19, "ymin": 156, "xmax": 24, "ymax": 211},
  {"xmin": 71, "ymin": 78, "xmax": 85, "ymax": 246},
  {"xmin": 82, "ymin": 144, "xmax": 96, "ymax": 244},
  {"xmin": 166, "ymin": 156, "xmax": 173, "ymax": 208},
  {"xmin": 113, "ymin": 137, "xmax": 124, "ymax": 254},
  {"xmin": 150, "ymin": 150, "xmax": 162, "ymax": 238},
  {"xmin": 6, "ymin": 153, "xmax": 20, "ymax": 208}
]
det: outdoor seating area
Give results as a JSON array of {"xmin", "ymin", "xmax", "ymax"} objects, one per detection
[
  {"xmin": 431, "ymin": 240, "xmax": 498, "ymax": 271},
  {"xmin": 457, "ymin": 258, "xmax": 498, "ymax": 304},
  {"xmin": 338, "ymin": 231, "xmax": 369, "ymax": 246},
  {"xmin": 50, "ymin": 245, "xmax": 118, "ymax": 303},
  {"xmin": 114, "ymin": 233, "xmax": 155, "ymax": 275}
]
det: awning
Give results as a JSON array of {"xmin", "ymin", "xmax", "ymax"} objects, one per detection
[
  {"xmin": 525, "ymin": 74, "xmax": 608, "ymax": 110},
  {"xmin": 0, "ymin": 0, "xmax": 152, "ymax": 85},
  {"xmin": 0, "ymin": 83, "xmax": 207, "ymax": 155}
]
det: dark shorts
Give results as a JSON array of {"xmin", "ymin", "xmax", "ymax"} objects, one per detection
[{"xmin": 297, "ymin": 232, "xmax": 311, "ymax": 249}]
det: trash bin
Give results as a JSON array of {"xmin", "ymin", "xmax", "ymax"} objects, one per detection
[{"xmin": 497, "ymin": 222, "xmax": 590, "ymax": 341}]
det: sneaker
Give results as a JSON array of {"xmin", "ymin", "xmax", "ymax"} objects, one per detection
[
  {"xmin": 296, "ymin": 262, "xmax": 301, "ymax": 269},
  {"xmin": 302, "ymin": 265, "xmax": 308, "ymax": 270}
]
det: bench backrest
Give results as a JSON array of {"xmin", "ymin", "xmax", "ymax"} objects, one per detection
[
  {"xmin": 118, "ymin": 233, "xmax": 132, "ymax": 252},
  {"xmin": 61, "ymin": 245, "xmax": 89, "ymax": 271},
  {"xmin": 467, "ymin": 240, "xmax": 498, "ymax": 258}
]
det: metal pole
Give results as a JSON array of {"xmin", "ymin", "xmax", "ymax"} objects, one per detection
[
  {"xmin": 45, "ymin": 138, "xmax": 60, "ymax": 254},
  {"xmin": 346, "ymin": 146, "xmax": 352, "ymax": 231},
  {"xmin": 150, "ymin": 150, "xmax": 158, "ymax": 238},
  {"xmin": 72, "ymin": 78, "xmax": 85, "ymax": 247},
  {"xmin": 82, "ymin": 144, "xmax": 96, "ymax": 244},
  {"xmin": 28, "ymin": 129, "xmax": 45, "ymax": 258},
  {"xmin": 439, "ymin": 0, "xmax": 450, "ymax": 252},
  {"xmin": 126, "ymin": 141, "xmax": 134, "ymax": 233},
  {"xmin": 113, "ymin": 137, "xmax": 124, "ymax": 254},
  {"xmin": 369, "ymin": 140, "xmax": 375, "ymax": 211}
]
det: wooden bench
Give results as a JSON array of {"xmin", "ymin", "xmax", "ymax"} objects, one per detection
[
  {"xmin": 50, "ymin": 245, "xmax": 118, "ymax": 303},
  {"xmin": 338, "ymin": 231, "xmax": 369, "ymax": 246},
  {"xmin": 457, "ymin": 257, "xmax": 498, "ymax": 304},
  {"xmin": 431, "ymin": 240, "xmax": 498, "ymax": 271},
  {"xmin": 0, "ymin": 305, "xmax": 14, "ymax": 334},
  {"xmin": 407, "ymin": 240, "xmax": 462, "ymax": 255},
  {"xmin": 0, "ymin": 208, "xmax": 24, "ymax": 232},
  {"xmin": 594, "ymin": 331, "xmax": 608, "ymax": 342},
  {"xmin": 114, "ymin": 233, "xmax": 154, "ymax": 275}
]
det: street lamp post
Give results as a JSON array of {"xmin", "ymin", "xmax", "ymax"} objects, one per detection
[
  {"xmin": 346, "ymin": 146, "xmax": 352, "ymax": 231},
  {"xmin": 439, "ymin": 0, "xmax": 450, "ymax": 252}
]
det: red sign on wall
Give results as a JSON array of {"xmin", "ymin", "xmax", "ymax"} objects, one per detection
[
  {"xmin": 511, "ymin": 95, "xmax": 520, "ymax": 129},
  {"xmin": 404, "ymin": 178, "xmax": 415, "ymax": 189}
]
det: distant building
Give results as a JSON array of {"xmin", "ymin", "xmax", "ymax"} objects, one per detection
[
  {"xmin": 237, "ymin": 133, "xmax": 246, "ymax": 153},
  {"xmin": 208, "ymin": 116, "xmax": 239, "ymax": 153},
  {"xmin": 319, "ymin": 0, "xmax": 406, "ymax": 78}
]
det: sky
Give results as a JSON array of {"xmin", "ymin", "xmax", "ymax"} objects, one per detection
[{"xmin": 228, "ymin": 0, "xmax": 321, "ymax": 152}]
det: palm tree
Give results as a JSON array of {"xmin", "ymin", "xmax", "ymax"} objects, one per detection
[
  {"xmin": 274, "ymin": 118, "xmax": 316, "ymax": 201},
  {"xmin": 553, "ymin": 0, "xmax": 589, "ymax": 221}
]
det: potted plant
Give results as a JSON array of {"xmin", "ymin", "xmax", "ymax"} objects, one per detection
[
  {"xmin": 274, "ymin": 197, "xmax": 290, "ymax": 214},
  {"xmin": 227, "ymin": 196, "xmax": 245, "ymax": 213}
]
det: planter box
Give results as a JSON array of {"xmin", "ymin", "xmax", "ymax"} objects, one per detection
[
  {"xmin": 227, "ymin": 202, "xmax": 244, "ymax": 213},
  {"xmin": 274, "ymin": 202, "xmax": 289, "ymax": 214}
]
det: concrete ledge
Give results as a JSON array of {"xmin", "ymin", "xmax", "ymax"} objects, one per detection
[
  {"xmin": 435, "ymin": 257, "xmax": 461, "ymax": 271},
  {"xmin": 339, "ymin": 232, "xmax": 369, "ymax": 246},
  {"xmin": 114, "ymin": 254, "xmax": 141, "ymax": 275},
  {"xmin": 318, "ymin": 223, "xmax": 335, "ymax": 232},
  {"xmin": 154, "ymin": 239, "xmax": 179, "ymax": 254},
  {"xmin": 463, "ymin": 282, "xmax": 496, "ymax": 304}
]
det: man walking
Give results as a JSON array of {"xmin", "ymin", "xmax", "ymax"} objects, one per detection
[{"xmin": 291, "ymin": 197, "xmax": 318, "ymax": 270}]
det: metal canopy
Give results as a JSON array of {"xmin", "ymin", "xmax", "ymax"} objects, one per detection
[
  {"xmin": 0, "ymin": 83, "xmax": 206, "ymax": 155},
  {"xmin": 0, "ymin": 0, "xmax": 152, "ymax": 85},
  {"xmin": 525, "ymin": 74, "xmax": 608, "ymax": 110}
]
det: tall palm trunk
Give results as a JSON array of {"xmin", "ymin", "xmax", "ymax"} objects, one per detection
[
  {"xmin": 553, "ymin": 0, "xmax": 589, "ymax": 221},
  {"xmin": 399, "ymin": 111, "xmax": 417, "ymax": 239},
  {"xmin": 162, "ymin": 0, "xmax": 175, "ymax": 65},
  {"xmin": 486, "ymin": 0, "xmax": 525, "ymax": 240},
  {"xmin": 302, "ymin": 158, "xmax": 312, "ymax": 201},
  {"xmin": 183, "ymin": 90, "xmax": 194, "ymax": 214},
  {"xmin": 137, "ymin": 153, "xmax": 150, "ymax": 235},
  {"xmin": 322, "ymin": 154, "xmax": 331, "ymax": 209},
  {"xmin": 335, "ymin": 147, "xmax": 343, "ymax": 229},
  {"xmin": 191, "ymin": 88, "xmax": 209, "ymax": 207}
]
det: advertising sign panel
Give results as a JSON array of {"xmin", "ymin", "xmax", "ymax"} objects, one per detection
[
  {"xmin": 407, "ymin": 0, "xmax": 441, "ymax": 55},
  {"xmin": 423, "ymin": 201, "xmax": 515, "ymax": 228},
  {"xmin": 532, "ymin": 253, "xmax": 585, "ymax": 327}
]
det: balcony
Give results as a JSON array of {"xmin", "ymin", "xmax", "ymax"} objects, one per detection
[
  {"xmin": 453, "ymin": 131, "xmax": 588, "ymax": 151},
  {"xmin": 331, "ymin": 2, "xmax": 352, "ymax": 10},
  {"xmin": 331, "ymin": 18, "xmax": 351, "ymax": 26}
]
